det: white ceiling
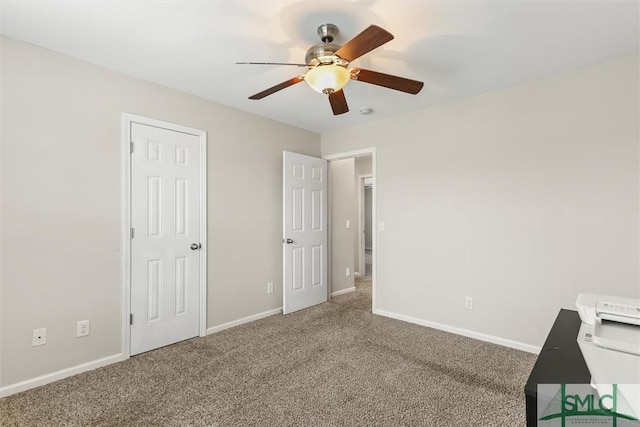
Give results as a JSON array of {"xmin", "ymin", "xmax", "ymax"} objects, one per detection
[{"xmin": 1, "ymin": 1, "xmax": 638, "ymax": 134}]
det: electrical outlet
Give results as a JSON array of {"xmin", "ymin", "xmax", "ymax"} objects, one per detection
[
  {"xmin": 32, "ymin": 328, "xmax": 46, "ymax": 346},
  {"xmin": 267, "ymin": 282, "xmax": 274, "ymax": 294},
  {"xmin": 346, "ymin": 267, "xmax": 351, "ymax": 277},
  {"xmin": 465, "ymin": 297, "xmax": 473, "ymax": 310},
  {"xmin": 379, "ymin": 221, "xmax": 385, "ymax": 232},
  {"xmin": 77, "ymin": 320, "xmax": 90, "ymax": 337}
]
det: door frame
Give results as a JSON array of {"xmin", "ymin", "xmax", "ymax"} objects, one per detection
[
  {"xmin": 323, "ymin": 148, "xmax": 377, "ymax": 312},
  {"xmin": 121, "ymin": 113, "xmax": 208, "ymax": 359}
]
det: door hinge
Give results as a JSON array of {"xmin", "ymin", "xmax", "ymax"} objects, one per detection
[
  {"xmin": 130, "ymin": 141, "xmax": 134, "ymax": 153},
  {"xmin": 130, "ymin": 313, "xmax": 133, "ymax": 325},
  {"xmin": 131, "ymin": 227, "xmax": 134, "ymax": 239}
]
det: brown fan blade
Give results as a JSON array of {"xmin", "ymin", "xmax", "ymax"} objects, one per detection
[
  {"xmin": 335, "ymin": 25, "xmax": 394, "ymax": 62},
  {"xmin": 328, "ymin": 89, "xmax": 349, "ymax": 115},
  {"xmin": 351, "ymin": 68, "xmax": 423, "ymax": 94},
  {"xmin": 248, "ymin": 76, "xmax": 304, "ymax": 100},
  {"xmin": 236, "ymin": 62, "xmax": 308, "ymax": 67}
]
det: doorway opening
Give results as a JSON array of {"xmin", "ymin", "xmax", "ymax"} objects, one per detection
[
  {"xmin": 324, "ymin": 148, "xmax": 376, "ymax": 312},
  {"xmin": 358, "ymin": 175, "xmax": 373, "ymax": 279}
]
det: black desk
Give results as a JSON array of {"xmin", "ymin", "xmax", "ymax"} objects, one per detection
[{"xmin": 524, "ymin": 309, "xmax": 591, "ymax": 427}]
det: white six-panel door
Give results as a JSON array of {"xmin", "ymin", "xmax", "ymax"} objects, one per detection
[
  {"xmin": 130, "ymin": 122, "xmax": 201, "ymax": 355},
  {"xmin": 283, "ymin": 151, "xmax": 328, "ymax": 314}
]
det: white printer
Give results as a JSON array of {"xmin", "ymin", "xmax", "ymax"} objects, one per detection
[{"xmin": 575, "ymin": 293, "xmax": 640, "ymax": 418}]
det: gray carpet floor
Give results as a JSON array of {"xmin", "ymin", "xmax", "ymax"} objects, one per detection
[{"xmin": 0, "ymin": 278, "xmax": 536, "ymax": 426}]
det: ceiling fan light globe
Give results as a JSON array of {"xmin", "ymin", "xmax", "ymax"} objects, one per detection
[{"xmin": 305, "ymin": 65, "xmax": 350, "ymax": 94}]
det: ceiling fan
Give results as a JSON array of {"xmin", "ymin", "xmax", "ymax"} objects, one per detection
[{"xmin": 238, "ymin": 24, "xmax": 424, "ymax": 115}]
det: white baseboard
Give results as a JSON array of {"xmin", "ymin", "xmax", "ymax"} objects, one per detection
[
  {"xmin": 207, "ymin": 307, "xmax": 282, "ymax": 335},
  {"xmin": 373, "ymin": 309, "xmax": 541, "ymax": 354},
  {"xmin": 331, "ymin": 287, "xmax": 356, "ymax": 297},
  {"xmin": 1, "ymin": 306, "xmax": 284, "ymax": 397},
  {"xmin": 0, "ymin": 353, "xmax": 125, "ymax": 398},
  {"xmin": 0, "ymin": 309, "xmax": 538, "ymax": 399}
]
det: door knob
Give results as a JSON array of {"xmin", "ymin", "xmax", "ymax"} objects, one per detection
[
  {"xmin": 285, "ymin": 238, "xmax": 294, "ymax": 244},
  {"xmin": 190, "ymin": 243, "xmax": 201, "ymax": 250}
]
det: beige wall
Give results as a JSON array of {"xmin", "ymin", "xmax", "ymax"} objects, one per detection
[
  {"xmin": 329, "ymin": 159, "xmax": 356, "ymax": 293},
  {"xmin": 2, "ymin": 33, "xmax": 637, "ymax": 391},
  {"xmin": 322, "ymin": 55, "xmax": 640, "ymax": 348},
  {"xmin": 354, "ymin": 157, "xmax": 372, "ymax": 176},
  {"xmin": 364, "ymin": 188, "xmax": 373, "ymax": 250},
  {"xmin": 0, "ymin": 36, "xmax": 320, "ymax": 387}
]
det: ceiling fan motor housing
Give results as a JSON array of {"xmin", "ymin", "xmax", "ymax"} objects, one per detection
[{"xmin": 305, "ymin": 43, "xmax": 343, "ymax": 66}]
